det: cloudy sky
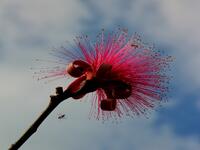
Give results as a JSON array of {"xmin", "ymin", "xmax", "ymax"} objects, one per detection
[{"xmin": 1, "ymin": 0, "xmax": 200, "ymax": 149}]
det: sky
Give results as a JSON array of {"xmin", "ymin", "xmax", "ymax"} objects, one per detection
[{"xmin": 0, "ymin": 0, "xmax": 200, "ymax": 149}]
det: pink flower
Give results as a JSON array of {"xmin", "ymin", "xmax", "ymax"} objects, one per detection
[{"xmin": 35, "ymin": 28, "xmax": 173, "ymax": 120}]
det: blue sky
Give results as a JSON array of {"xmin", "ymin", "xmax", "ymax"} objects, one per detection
[{"xmin": 1, "ymin": 0, "xmax": 200, "ymax": 149}]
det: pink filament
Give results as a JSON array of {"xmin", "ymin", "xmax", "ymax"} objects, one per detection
[
  {"xmin": 36, "ymin": 28, "xmax": 173, "ymax": 120},
  {"xmin": 75, "ymin": 30, "xmax": 172, "ymax": 120}
]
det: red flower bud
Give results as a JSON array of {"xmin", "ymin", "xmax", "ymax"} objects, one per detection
[
  {"xmin": 67, "ymin": 75, "xmax": 87, "ymax": 99},
  {"xmin": 103, "ymin": 80, "xmax": 132, "ymax": 99},
  {"xmin": 67, "ymin": 60, "xmax": 92, "ymax": 78},
  {"xmin": 100, "ymin": 99, "xmax": 116, "ymax": 111},
  {"xmin": 111, "ymin": 81, "xmax": 132, "ymax": 99}
]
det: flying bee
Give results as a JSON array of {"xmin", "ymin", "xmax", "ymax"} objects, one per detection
[{"xmin": 57, "ymin": 114, "xmax": 66, "ymax": 120}]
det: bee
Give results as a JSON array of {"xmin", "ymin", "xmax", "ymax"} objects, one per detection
[{"xmin": 57, "ymin": 114, "xmax": 66, "ymax": 120}]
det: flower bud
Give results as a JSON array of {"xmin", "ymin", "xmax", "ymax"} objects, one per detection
[
  {"xmin": 100, "ymin": 99, "xmax": 116, "ymax": 111},
  {"xmin": 111, "ymin": 82, "xmax": 132, "ymax": 99},
  {"xmin": 67, "ymin": 60, "xmax": 92, "ymax": 78},
  {"xmin": 67, "ymin": 75, "xmax": 86, "ymax": 99},
  {"xmin": 96, "ymin": 63, "xmax": 112, "ymax": 78},
  {"xmin": 103, "ymin": 80, "xmax": 132, "ymax": 99}
]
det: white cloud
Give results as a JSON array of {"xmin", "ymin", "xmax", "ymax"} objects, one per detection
[
  {"xmin": 151, "ymin": 0, "xmax": 200, "ymax": 87},
  {"xmin": 129, "ymin": 0, "xmax": 200, "ymax": 87},
  {"xmin": 0, "ymin": 0, "xmax": 90, "ymax": 62}
]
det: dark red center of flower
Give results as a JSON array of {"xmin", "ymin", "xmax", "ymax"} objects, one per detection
[{"xmin": 66, "ymin": 60, "xmax": 132, "ymax": 111}]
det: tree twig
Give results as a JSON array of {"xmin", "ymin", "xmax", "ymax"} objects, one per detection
[
  {"xmin": 9, "ymin": 87, "xmax": 70, "ymax": 150},
  {"xmin": 9, "ymin": 78, "xmax": 98, "ymax": 150}
]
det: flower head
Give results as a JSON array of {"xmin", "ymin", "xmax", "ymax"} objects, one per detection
[{"xmin": 35, "ymin": 28, "xmax": 173, "ymax": 120}]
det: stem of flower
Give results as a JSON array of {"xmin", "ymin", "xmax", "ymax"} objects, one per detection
[
  {"xmin": 9, "ymin": 87, "xmax": 71, "ymax": 150},
  {"xmin": 9, "ymin": 78, "xmax": 99, "ymax": 150}
]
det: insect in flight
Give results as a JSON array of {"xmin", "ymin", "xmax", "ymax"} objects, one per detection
[{"xmin": 57, "ymin": 114, "xmax": 66, "ymax": 120}]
